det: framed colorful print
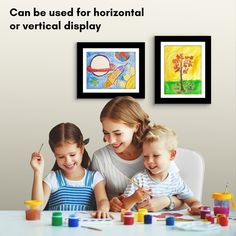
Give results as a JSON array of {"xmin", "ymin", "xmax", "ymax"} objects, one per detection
[
  {"xmin": 77, "ymin": 42, "xmax": 145, "ymax": 98},
  {"xmin": 155, "ymin": 36, "xmax": 211, "ymax": 104}
]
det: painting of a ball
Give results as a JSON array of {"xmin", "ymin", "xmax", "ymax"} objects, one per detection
[{"xmin": 115, "ymin": 52, "xmax": 130, "ymax": 62}]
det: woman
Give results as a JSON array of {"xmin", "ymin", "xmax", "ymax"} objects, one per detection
[{"xmin": 90, "ymin": 96, "xmax": 182, "ymax": 211}]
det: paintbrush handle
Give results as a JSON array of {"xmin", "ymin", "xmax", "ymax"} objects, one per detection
[
  {"xmin": 127, "ymin": 177, "xmax": 141, "ymax": 188},
  {"xmin": 127, "ymin": 178, "xmax": 152, "ymax": 198},
  {"xmin": 81, "ymin": 225, "xmax": 102, "ymax": 231},
  {"xmin": 38, "ymin": 143, "xmax": 44, "ymax": 153},
  {"xmin": 175, "ymin": 218, "xmax": 194, "ymax": 221}
]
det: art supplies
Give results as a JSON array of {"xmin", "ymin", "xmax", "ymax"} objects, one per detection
[
  {"xmin": 81, "ymin": 226, "xmax": 102, "ymax": 231},
  {"xmin": 79, "ymin": 217, "xmax": 113, "ymax": 225},
  {"xmin": 174, "ymin": 221, "xmax": 221, "ymax": 231},
  {"xmin": 154, "ymin": 212, "xmax": 195, "ymax": 222},
  {"xmin": 38, "ymin": 143, "xmax": 44, "ymax": 153},
  {"xmin": 137, "ymin": 208, "xmax": 148, "ymax": 222},
  {"xmin": 200, "ymin": 206, "xmax": 211, "ymax": 219},
  {"xmin": 68, "ymin": 214, "xmax": 79, "ymax": 227},
  {"xmin": 127, "ymin": 178, "xmax": 152, "ymax": 198},
  {"xmin": 154, "ymin": 212, "xmax": 183, "ymax": 219},
  {"xmin": 24, "ymin": 200, "xmax": 43, "ymax": 221},
  {"xmin": 166, "ymin": 216, "xmax": 175, "ymax": 226},
  {"xmin": 144, "ymin": 214, "xmax": 152, "ymax": 224},
  {"xmin": 212, "ymin": 191, "xmax": 236, "ymax": 216},
  {"xmin": 123, "ymin": 212, "xmax": 134, "ymax": 225},
  {"xmin": 52, "ymin": 212, "xmax": 63, "ymax": 226}
]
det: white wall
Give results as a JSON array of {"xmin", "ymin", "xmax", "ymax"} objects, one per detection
[{"xmin": 1, "ymin": 0, "xmax": 235, "ymax": 209}]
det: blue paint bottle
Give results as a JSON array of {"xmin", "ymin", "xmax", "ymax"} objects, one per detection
[{"xmin": 68, "ymin": 214, "xmax": 79, "ymax": 227}]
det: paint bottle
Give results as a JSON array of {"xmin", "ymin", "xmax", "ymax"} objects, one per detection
[
  {"xmin": 166, "ymin": 216, "xmax": 175, "ymax": 226},
  {"xmin": 218, "ymin": 215, "xmax": 229, "ymax": 227},
  {"xmin": 137, "ymin": 208, "xmax": 147, "ymax": 222},
  {"xmin": 123, "ymin": 212, "xmax": 134, "ymax": 225},
  {"xmin": 68, "ymin": 214, "xmax": 79, "ymax": 227},
  {"xmin": 200, "ymin": 206, "xmax": 211, "ymax": 219},
  {"xmin": 52, "ymin": 212, "xmax": 63, "ymax": 226},
  {"xmin": 24, "ymin": 200, "xmax": 43, "ymax": 221},
  {"xmin": 205, "ymin": 214, "xmax": 215, "ymax": 224},
  {"xmin": 144, "ymin": 214, "xmax": 152, "ymax": 224},
  {"xmin": 212, "ymin": 192, "xmax": 236, "ymax": 216}
]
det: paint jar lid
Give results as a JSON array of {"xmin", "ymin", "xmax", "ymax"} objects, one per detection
[
  {"xmin": 212, "ymin": 192, "xmax": 232, "ymax": 200},
  {"xmin": 52, "ymin": 212, "xmax": 62, "ymax": 217},
  {"xmin": 138, "ymin": 208, "xmax": 148, "ymax": 213},
  {"xmin": 24, "ymin": 200, "xmax": 43, "ymax": 206},
  {"xmin": 166, "ymin": 216, "xmax": 175, "ymax": 226},
  {"xmin": 200, "ymin": 206, "xmax": 211, "ymax": 211},
  {"xmin": 69, "ymin": 213, "xmax": 79, "ymax": 219}
]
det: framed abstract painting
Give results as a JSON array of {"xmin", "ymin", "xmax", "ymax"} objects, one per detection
[
  {"xmin": 155, "ymin": 36, "xmax": 211, "ymax": 104},
  {"xmin": 77, "ymin": 42, "xmax": 145, "ymax": 98}
]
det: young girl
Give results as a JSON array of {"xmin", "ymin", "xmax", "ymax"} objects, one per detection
[
  {"xmin": 90, "ymin": 96, "xmax": 183, "ymax": 212},
  {"xmin": 30, "ymin": 122, "xmax": 112, "ymax": 218}
]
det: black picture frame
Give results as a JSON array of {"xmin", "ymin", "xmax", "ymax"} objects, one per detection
[
  {"xmin": 155, "ymin": 36, "xmax": 211, "ymax": 104},
  {"xmin": 77, "ymin": 42, "xmax": 145, "ymax": 99}
]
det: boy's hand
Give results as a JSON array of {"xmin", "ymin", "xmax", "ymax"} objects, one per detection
[
  {"xmin": 133, "ymin": 187, "xmax": 151, "ymax": 203},
  {"xmin": 136, "ymin": 196, "xmax": 168, "ymax": 211},
  {"xmin": 30, "ymin": 152, "xmax": 44, "ymax": 174},
  {"xmin": 109, "ymin": 195, "xmax": 125, "ymax": 212},
  {"xmin": 187, "ymin": 206, "xmax": 201, "ymax": 215}
]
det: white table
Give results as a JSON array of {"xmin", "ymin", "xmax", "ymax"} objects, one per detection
[{"xmin": 0, "ymin": 211, "xmax": 236, "ymax": 236}]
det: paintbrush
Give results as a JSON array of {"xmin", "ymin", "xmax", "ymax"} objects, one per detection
[
  {"xmin": 81, "ymin": 225, "xmax": 102, "ymax": 231},
  {"xmin": 38, "ymin": 143, "xmax": 44, "ymax": 153},
  {"xmin": 224, "ymin": 182, "xmax": 229, "ymax": 193},
  {"xmin": 127, "ymin": 177, "xmax": 152, "ymax": 198}
]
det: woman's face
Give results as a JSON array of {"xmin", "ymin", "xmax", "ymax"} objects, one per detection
[{"xmin": 101, "ymin": 118, "xmax": 137, "ymax": 153}]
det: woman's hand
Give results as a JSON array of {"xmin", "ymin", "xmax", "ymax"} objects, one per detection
[
  {"xmin": 91, "ymin": 210, "xmax": 114, "ymax": 219},
  {"xmin": 136, "ymin": 196, "xmax": 169, "ymax": 211},
  {"xmin": 30, "ymin": 152, "xmax": 44, "ymax": 174},
  {"xmin": 110, "ymin": 195, "xmax": 125, "ymax": 212}
]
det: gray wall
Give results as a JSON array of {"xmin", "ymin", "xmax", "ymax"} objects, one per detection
[{"xmin": 1, "ymin": 0, "xmax": 235, "ymax": 209}]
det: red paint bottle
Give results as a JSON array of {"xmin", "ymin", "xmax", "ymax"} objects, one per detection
[{"xmin": 123, "ymin": 212, "xmax": 134, "ymax": 225}]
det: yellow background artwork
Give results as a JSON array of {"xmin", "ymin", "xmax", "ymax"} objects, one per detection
[{"xmin": 164, "ymin": 45, "xmax": 202, "ymax": 82}]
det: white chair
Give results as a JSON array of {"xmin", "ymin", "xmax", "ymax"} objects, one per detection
[{"xmin": 175, "ymin": 147, "xmax": 205, "ymax": 201}]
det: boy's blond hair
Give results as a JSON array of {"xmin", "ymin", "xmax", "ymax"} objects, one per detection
[{"xmin": 142, "ymin": 124, "xmax": 178, "ymax": 151}]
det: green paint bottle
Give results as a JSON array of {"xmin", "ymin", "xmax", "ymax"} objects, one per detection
[{"xmin": 52, "ymin": 212, "xmax": 63, "ymax": 226}]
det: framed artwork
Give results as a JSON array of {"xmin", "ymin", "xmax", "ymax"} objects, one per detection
[
  {"xmin": 155, "ymin": 36, "xmax": 211, "ymax": 104},
  {"xmin": 77, "ymin": 42, "xmax": 145, "ymax": 98}
]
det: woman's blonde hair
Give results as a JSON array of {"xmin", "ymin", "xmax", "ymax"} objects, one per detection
[
  {"xmin": 100, "ymin": 96, "xmax": 150, "ymax": 145},
  {"xmin": 142, "ymin": 124, "xmax": 178, "ymax": 150}
]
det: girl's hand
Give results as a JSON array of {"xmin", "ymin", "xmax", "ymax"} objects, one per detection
[
  {"xmin": 110, "ymin": 196, "xmax": 125, "ymax": 212},
  {"xmin": 91, "ymin": 210, "xmax": 114, "ymax": 219},
  {"xmin": 30, "ymin": 152, "xmax": 44, "ymax": 174}
]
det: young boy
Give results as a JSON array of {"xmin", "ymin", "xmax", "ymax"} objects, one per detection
[{"xmin": 122, "ymin": 124, "xmax": 203, "ymax": 214}]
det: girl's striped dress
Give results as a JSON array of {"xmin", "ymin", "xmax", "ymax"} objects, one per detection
[{"xmin": 47, "ymin": 169, "xmax": 97, "ymax": 211}]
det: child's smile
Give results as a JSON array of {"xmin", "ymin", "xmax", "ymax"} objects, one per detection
[
  {"xmin": 54, "ymin": 142, "xmax": 84, "ymax": 177},
  {"xmin": 143, "ymin": 140, "xmax": 174, "ymax": 180}
]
